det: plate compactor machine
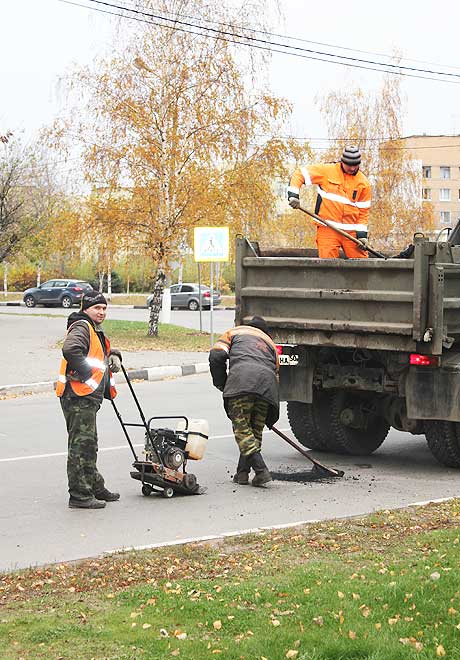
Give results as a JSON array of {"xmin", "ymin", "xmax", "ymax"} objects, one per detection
[{"xmin": 112, "ymin": 364, "xmax": 208, "ymax": 498}]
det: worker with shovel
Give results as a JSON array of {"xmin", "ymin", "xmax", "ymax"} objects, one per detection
[
  {"xmin": 288, "ymin": 145, "xmax": 371, "ymax": 259},
  {"xmin": 56, "ymin": 292, "xmax": 123, "ymax": 509},
  {"xmin": 209, "ymin": 316, "xmax": 279, "ymax": 487}
]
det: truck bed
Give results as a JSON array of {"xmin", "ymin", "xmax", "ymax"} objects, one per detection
[{"xmin": 235, "ymin": 238, "xmax": 460, "ymax": 355}]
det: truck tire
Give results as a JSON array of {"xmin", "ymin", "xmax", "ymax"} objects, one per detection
[
  {"xmin": 287, "ymin": 392, "xmax": 331, "ymax": 451},
  {"xmin": 424, "ymin": 421, "xmax": 460, "ymax": 468},
  {"xmin": 329, "ymin": 391, "xmax": 389, "ymax": 455}
]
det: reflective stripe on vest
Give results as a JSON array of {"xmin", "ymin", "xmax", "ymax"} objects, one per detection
[{"xmin": 55, "ymin": 320, "xmax": 117, "ymax": 399}]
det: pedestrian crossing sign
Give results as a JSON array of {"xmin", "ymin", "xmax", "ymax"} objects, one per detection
[{"xmin": 194, "ymin": 227, "xmax": 230, "ymax": 262}]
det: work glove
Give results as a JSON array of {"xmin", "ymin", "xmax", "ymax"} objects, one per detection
[
  {"xmin": 396, "ymin": 243, "xmax": 415, "ymax": 259},
  {"xmin": 288, "ymin": 196, "xmax": 300, "ymax": 210},
  {"xmin": 108, "ymin": 350, "xmax": 122, "ymax": 373}
]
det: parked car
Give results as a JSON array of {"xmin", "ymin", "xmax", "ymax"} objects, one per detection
[
  {"xmin": 147, "ymin": 283, "xmax": 221, "ymax": 311},
  {"xmin": 23, "ymin": 280, "xmax": 94, "ymax": 308}
]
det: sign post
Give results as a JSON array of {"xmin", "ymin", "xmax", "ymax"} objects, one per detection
[{"xmin": 193, "ymin": 227, "xmax": 229, "ymax": 347}]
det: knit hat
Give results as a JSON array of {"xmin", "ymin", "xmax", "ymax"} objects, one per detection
[
  {"xmin": 248, "ymin": 315, "xmax": 270, "ymax": 336},
  {"xmin": 341, "ymin": 145, "xmax": 361, "ymax": 166},
  {"xmin": 81, "ymin": 291, "xmax": 107, "ymax": 311}
]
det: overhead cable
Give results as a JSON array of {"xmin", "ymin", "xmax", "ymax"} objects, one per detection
[{"xmin": 58, "ymin": 0, "xmax": 460, "ymax": 84}]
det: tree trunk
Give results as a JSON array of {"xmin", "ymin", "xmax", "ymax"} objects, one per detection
[
  {"xmin": 107, "ymin": 254, "xmax": 112, "ymax": 301},
  {"xmin": 98, "ymin": 271, "xmax": 104, "ymax": 292},
  {"xmin": 36, "ymin": 263, "xmax": 41, "ymax": 287},
  {"xmin": 148, "ymin": 266, "xmax": 165, "ymax": 337},
  {"xmin": 3, "ymin": 262, "xmax": 7, "ymax": 298}
]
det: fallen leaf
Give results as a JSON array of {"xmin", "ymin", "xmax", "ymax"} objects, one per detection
[
  {"xmin": 160, "ymin": 628, "xmax": 169, "ymax": 637},
  {"xmin": 430, "ymin": 572, "xmax": 441, "ymax": 581},
  {"xmin": 436, "ymin": 645, "xmax": 446, "ymax": 657},
  {"xmin": 348, "ymin": 630, "xmax": 357, "ymax": 640},
  {"xmin": 272, "ymin": 619, "xmax": 281, "ymax": 627},
  {"xmin": 375, "ymin": 623, "xmax": 382, "ymax": 630},
  {"xmin": 337, "ymin": 591, "xmax": 345, "ymax": 599},
  {"xmin": 313, "ymin": 616, "xmax": 324, "ymax": 627},
  {"xmin": 142, "ymin": 623, "xmax": 151, "ymax": 630},
  {"xmin": 171, "ymin": 650, "xmax": 180, "ymax": 657},
  {"xmin": 285, "ymin": 651, "xmax": 298, "ymax": 659},
  {"xmin": 175, "ymin": 632, "xmax": 187, "ymax": 640},
  {"xmin": 213, "ymin": 620, "xmax": 222, "ymax": 630}
]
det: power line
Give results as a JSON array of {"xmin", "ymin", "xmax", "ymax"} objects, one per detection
[
  {"xmin": 112, "ymin": 0, "xmax": 460, "ymax": 74},
  {"xmin": 85, "ymin": 0, "xmax": 460, "ymax": 81},
  {"xmin": 58, "ymin": 0, "xmax": 460, "ymax": 84}
]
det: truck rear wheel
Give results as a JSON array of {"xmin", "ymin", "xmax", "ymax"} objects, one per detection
[
  {"xmin": 287, "ymin": 398, "xmax": 328, "ymax": 450},
  {"xmin": 329, "ymin": 391, "xmax": 389, "ymax": 455},
  {"xmin": 424, "ymin": 421, "xmax": 460, "ymax": 468}
]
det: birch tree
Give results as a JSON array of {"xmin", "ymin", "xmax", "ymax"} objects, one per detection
[{"xmin": 52, "ymin": 0, "xmax": 292, "ymax": 335}]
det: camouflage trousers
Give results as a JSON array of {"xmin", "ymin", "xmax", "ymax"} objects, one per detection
[
  {"xmin": 61, "ymin": 396, "xmax": 105, "ymax": 501},
  {"xmin": 227, "ymin": 395, "xmax": 269, "ymax": 456}
]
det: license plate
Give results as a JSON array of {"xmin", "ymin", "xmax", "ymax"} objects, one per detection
[{"xmin": 279, "ymin": 354, "xmax": 299, "ymax": 366}]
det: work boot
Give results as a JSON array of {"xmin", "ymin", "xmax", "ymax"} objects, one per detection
[
  {"xmin": 94, "ymin": 488, "xmax": 120, "ymax": 502},
  {"xmin": 69, "ymin": 497, "xmax": 106, "ymax": 509},
  {"xmin": 249, "ymin": 452, "xmax": 272, "ymax": 487},
  {"xmin": 232, "ymin": 454, "xmax": 250, "ymax": 485}
]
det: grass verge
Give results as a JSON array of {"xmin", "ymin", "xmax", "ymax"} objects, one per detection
[
  {"xmin": 1, "ymin": 502, "xmax": 460, "ymax": 659},
  {"xmin": 102, "ymin": 320, "xmax": 210, "ymax": 352}
]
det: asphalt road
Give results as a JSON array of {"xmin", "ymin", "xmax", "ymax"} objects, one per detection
[
  {"xmin": 0, "ymin": 305, "xmax": 236, "ymax": 334},
  {"xmin": 1, "ymin": 373, "xmax": 459, "ymax": 572},
  {"xmin": 0, "ymin": 307, "xmax": 235, "ymax": 386}
]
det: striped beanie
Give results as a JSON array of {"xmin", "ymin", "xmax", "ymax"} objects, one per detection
[{"xmin": 341, "ymin": 145, "xmax": 361, "ymax": 166}]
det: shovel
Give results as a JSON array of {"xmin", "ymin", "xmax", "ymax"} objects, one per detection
[
  {"xmin": 297, "ymin": 204, "xmax": 387, "ymax": 260},
  {"xmin": 271, "ymin": 425, "xmax": 344, "ymax": 478}
]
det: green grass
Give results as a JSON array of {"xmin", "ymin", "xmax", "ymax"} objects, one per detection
[
  {"xmin": 1, "ymin": 502, "xmax": 460, "ymax": 659},
  {"xmin": 102, "ymin": 319, "xmax": 210, "ymax": 351}
]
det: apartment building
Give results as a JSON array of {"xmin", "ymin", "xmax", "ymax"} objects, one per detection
[{"xmin": 400, "ymin": 135, "xmax": 460, "ymax": 231}]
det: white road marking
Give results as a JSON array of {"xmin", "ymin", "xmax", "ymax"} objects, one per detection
[{"xmin": 0, "ymin": 428, "xmax": 291, "ymax": 463}]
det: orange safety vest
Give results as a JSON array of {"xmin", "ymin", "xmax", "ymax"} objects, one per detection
[
  {"xmin": 288, "ymin": 162, "xmax": 371, "ymax": 233},
  {"xmin": 56, "ymin": 320, "xmax": 117, "ymax": 399}
]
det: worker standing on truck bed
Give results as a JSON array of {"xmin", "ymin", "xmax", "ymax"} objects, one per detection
[
  {"xmin": 209, "ymin": 316, "xmax": 279, "ymax": 487},
  {"xmin": 287, "ymin": 145, "xmax": 371, "ymax": 259}
]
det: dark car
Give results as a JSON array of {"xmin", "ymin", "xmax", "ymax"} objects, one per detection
[
  {"xmin": 147, "ymin": 283, "xmax": 221, "ymax": 311},
  {"xmin": 23, "ymin": 279, "xmax": 94, "ymax": 308}
]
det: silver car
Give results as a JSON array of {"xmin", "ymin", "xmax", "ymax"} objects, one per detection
[{"xmin": 148, "ymin": 283, "xmax": 221, "ymax": 310}]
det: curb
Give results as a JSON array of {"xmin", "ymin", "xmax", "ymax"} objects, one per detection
[
  {"xmin": 0, "ymin": 302, "xmax": 21, "ymax": 306},
  {"xmin": 0, "ymin": 363, "xmax": 210, "ymax": 397}
]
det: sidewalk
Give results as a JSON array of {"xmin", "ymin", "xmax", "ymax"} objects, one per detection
[{"xmin": 0, "ymin": 313, "xmax": 209, "ymax": 396}]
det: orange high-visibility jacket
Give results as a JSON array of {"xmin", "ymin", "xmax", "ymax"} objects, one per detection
[
  {"xmin": 288, "ymin": 162, "xmax": 371, "ymax": 233},
  {"xmin": 56, "ymin": 320, "xmax": 117, "ymax": 399}
]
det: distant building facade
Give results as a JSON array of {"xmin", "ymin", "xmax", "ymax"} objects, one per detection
[{"xmin": 400, "ymin": 135, "xmax": 460, "ymax": 231}]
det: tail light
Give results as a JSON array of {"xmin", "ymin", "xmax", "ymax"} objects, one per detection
[
  {"xmin": 69, "ymin": 286, "xmax": 83, "ymax": 292},
  {"xmin": 275, "ymin": 345, "xmax": 284, "ymax": 355},
  {"xmin": 410, "ymin": 353, "xmax": 439, "ymax": 367},
  {"xmin": 203, "ymin": 291, "xmax": 210, "ymax": 298}
]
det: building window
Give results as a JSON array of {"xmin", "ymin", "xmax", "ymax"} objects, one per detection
[
  {"xmin": 440, "ymin": 188, "xmax": 451, "ymax": 201},
  {"xmin": 440, "ymin": 211, "xmax": 451, "ymax": 225},
  {"xmin": 422, "ymin": 188, "xmax": 432, "ymax": 200},
  {"xmin": 440, "ymin": 166, "xmax": 451, "ymax": 179},
  {"xmin": 423, "ymin": 166, "xmax": 431, "ymax": 178}
]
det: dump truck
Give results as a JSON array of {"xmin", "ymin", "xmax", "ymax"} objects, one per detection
[{"xmin": 235, "ymin": 232, "xmax": 460, "ymax": 468}]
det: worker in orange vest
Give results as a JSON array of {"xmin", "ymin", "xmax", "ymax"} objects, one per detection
[
  {"xmin": 287, "ymin": 145, "xmax": 371, "ymax": 259},
  {"xmin": 57, "ymin": 292, "xmax": 122, "ymax": 509}
]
